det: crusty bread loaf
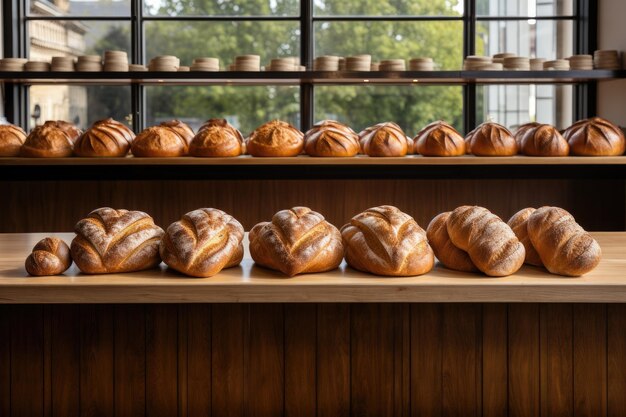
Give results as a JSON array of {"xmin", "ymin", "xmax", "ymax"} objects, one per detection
[
  {"xmin": 246, "ymin": 120, "xmax": 304, "ymax": 157},
  {"xmin": 190, "ymin": 119, "xmax": 246, "ymax": 157},
  {"xmin": 74, "ymin": 118, "xmax": 135, "ymax": 157},
  {"xmin": 342, "ymin": 206, "xmax": 434, "ymax": 276},
  {"xmin": 563, "ymin": 117, "xmax": 625, "ymax": 156},
  {"xmin": 25, "ymin": 237, "xmax": 72, "ymax": 276},
  {"xmin": 414, "ymin": 121, "xmax": 466, "ymax": 156},
  {"xmin": 249, "ymin": 207, "xmax": 343, "ymax": 276},
  {"xmin": 465, "ymin": 122, "xmax": 518, "ymax": 156},
  {"xmin": 71, "ymin": 207, "xmax": 164, "ymax": 274},
  {"xmin": 160, "ymin": 208, "xmax": 244, "ymax": 277},
  {"xmin": 446, "ymin": 206, "xmax": 525, "ymax": 276},
  {"xmin": 304, "ymin": 120, "xmax": 360, "ymax": 157},
  {"xmin": 20, "ymin": 121, "xmax": 78, "ymax": 157},
  {"xmin": 426, "ymin": 212, "xmax": 477, "ymax": 272},
  {"xmin": 514, "ymin": 122, "xmax": 541, "ymax": 149},
  {"xmin": 519, "ymin": 124, "xmax": 569, "ymax": 156},
  {"xmin": 131, "ymin": 120, "xmax": 194, "ymax": 157},
  {"xmin": 54, "ymin": 120, "xmax": 83, "ymax": 143},
  {"xmin": 527, "ymin": 206, "xmax": 601, "ymax": 276},
  {"xmin": 358, "ymin": 122, "xmax": 410, "ymax": 157},
  {"xmin": 507, "ymin": 208, "xmax": 543, "ymax": 266},
  {"xmin": 0, "ymin": 124, "xmax": 27, "ymax": 156}
]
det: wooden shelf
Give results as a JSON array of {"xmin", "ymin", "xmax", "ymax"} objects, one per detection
[{"xmin": 1, "ymin": 232, "xmax": 624, "ymax": 303}]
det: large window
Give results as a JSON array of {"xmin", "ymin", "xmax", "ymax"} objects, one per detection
[{"xmin": 12, "ymin": 0, "xmax": 586, "ymax": 135}]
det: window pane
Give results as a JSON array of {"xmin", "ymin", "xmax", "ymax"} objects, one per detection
[
  {"xmin": 476, "ymin": 20, "xmax": 573, "ymax": 60},
  {"xmin": 28, "ymin": 0, "xmax": 130, "ymax": 17},
  {"xmin": 145, "ymin": 21, "xmax": 300, "ymax": 68},
  {"xmin": 315, "ymin": 86, "xmax": 463, "ymax": 136},
  {"xmin": 315, "ymin": 21, "xmax": 463, "ymax": 70},
  {"xmin": 144, "ymin": 0, "xmax": 299, "ymax": 17},
  {"xmin": 476, "ymin": 0, "xmax": 573, "ymax": 17},
  {"xmin": 476, "ymin": 84, "xmax": 573, "ymax": 130},
  {"xmin": 29, "ymin": 86, "xmax": 132, "ymax": 131},
  {"xmin": 314, "ymin": 0, "xmax": 463, "ymax": 16},
  {"xmin": 146, "ymin": 86, "xmax": 300, "ymax": 134}
]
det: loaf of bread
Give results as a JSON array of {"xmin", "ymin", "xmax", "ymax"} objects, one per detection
[
  {"xmin": 54, "ymin": 120, "xmax": 83, "ymax": 143},
  {"xmin": 160, "ymin": 208, "xmax": 244, "ymax": 277},
  {"xmin": 342, "ymin": 206, "xmax": 434, "ymax": 276},
  {"xmin": 20, "ymin": 121, "xmax": 79, "ymax": 157},
  {"xmin": 527, "ymin": 206, "xmax": 601, "ymax": 276},
  {"xmin": 514, "ymin": 122, "xmax": 541, "ymax": 149},
  {"xmin": 563, "ymin": 117, "xmax": 625, "ymax": 156},
  {"xmin": 426, "ymin": 212, "xmax": 477, "ymax": 272},
  {"xmin": 131, "ymin": 120, "xmax": 194, "ymax": 157},
  {"xmin": 71, "ymin": 207, "xmax": 164, "ymax": 274},
  {"xmin": 0, "ymin": 124, "xmax": 27, "ymax": 156},
  {"xmin": 465, "ymin": 122, "xmax": 518, "ymax": 156},
  {"xmin": 358, "ymin": 122, "xmax": 410, "ymax": 157},
  {"xmin": 249, "ymin": 207, "xmax": 343, "ymax": 276},
  {"xmin": 246, "ymin": 120, "xmax": 304, "ymax": 157},
  {"xmin": 190, "ymin": 119, "xmax": 246, "ymax": 157},
  {"xmin": 25, "ymin": 237, "xmax": 72, "ymax": 276},
  {"xmin": 518, "ymin": 124, "xmax": 569, "ymax": 156},
  {"xmin": 507, "ymin": 208, "xmax": 543, "ymax": 266},
  {"xmin": 446, "ymin": 206, "xmax": 525, "ymax": 276},
  {"xmin": 74, "ymin": 118, "xmax": 135, "ymax": 157},
  {"xmin": 414, "ymin": 121, "xmax": 466, "ymax": 156},
  {"xmin": 304, "ymin": 120, "xmax": 360, "ymax": 157}
]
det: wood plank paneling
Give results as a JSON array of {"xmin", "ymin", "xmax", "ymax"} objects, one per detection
[
  {"xmin": 50, "ymin": 305, "xmax": 80, "ymax": 417},
  {"xmin": 394, "ymin": 304, "xmax": 411, "ymax": 417},
  {"xmin": 509, "ymin": 304, "xmax": 540, "ymax": 417},
  {"xmin": 0, "ymin": 306, "xmax": 10, "ymax": 417},
  {"xmin": 482, "ymin": 304, "xmax": 508, "ymax": 417},
  {"xmin": 187, "ymin": 304, "xmax": 212, "ymax": 417},
  {"xmin": 608, "ymin": 304, "xmax": 626, "ymax": 417},
  {"xmin": 114, "ymin": 305, "xmax": 146, "ymax": 417}
]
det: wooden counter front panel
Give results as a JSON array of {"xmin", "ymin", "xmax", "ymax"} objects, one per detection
[{"xmin": 1, "ymin": 303, "xmax": 624, "ymax": 417}]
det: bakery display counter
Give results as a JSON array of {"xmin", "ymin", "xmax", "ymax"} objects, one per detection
[{"xmin": 1, "ymin": 232, "xmax": 625, "ymax": 303}]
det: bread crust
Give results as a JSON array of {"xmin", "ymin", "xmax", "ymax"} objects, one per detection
[
  {"xmin": 246, "ymin": 120, "xmax": 304, "ymax": 157},
  {"xmin": 514, "ymin": 122, "xmax": 541, "ymax": 150},
  {"xmin": 465, "ymin": 122, "xmax": 518, "ymax": 156},
  {"xmin": 190, "ymin": 119, "xmax": 246, "ymax": 157},
  {"xmin": 0, "ymin": 124, "xmax": 27, "ymax": 156},
  {"xmin": 358, "ymin": 122, "xmax": 410, "ymax": 157},
  {"xmin": 414, "ymin": 121, "xmax": 466, "ymax": 156},
  {"xmin": 563, "ymin": 117, "xmax": 625, "ymax": 156},
  {"xmin": 519, "ymin": 124, "xmax": 569, "ymax": 156},
  {"xmin": 304, "ymin": 120, "xmax": 360, "ymax": 157},
  {"xmin": 507, "ymin": 208, "xmax": 543, "ymax": 266},
  {"xmin": 74, "ymin": 118, "xmax": 135, "ymax": 157},
  {"xmin": 25, "ymin": 237, "xmax": 72, "ymax": 276},
  {"xmin": 20, "ymin": 121, "xmax": 79, "ymax": 157},
  {"xmin": 426, "ymin": 211, "xmax": 477, "ymax": 272},
  {"xmin": 131, "ymin": 120, "xmax": 194, "ymax": 157}
]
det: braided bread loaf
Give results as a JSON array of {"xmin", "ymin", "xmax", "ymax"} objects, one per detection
[
  {"xmin": 507, "ymin": 208, "xmax": 543, "ymax": 266},
  {"xmin": 341, "ymin": 206, "xmax": 434, "ymax": 276},
  {"xmin": 304, "ymin": 120, "xmax": 360, "ymax": 157},
  {"xmin": 71, "ymin": 207, "xmax": 164, "ymax": 274},
  {"xmin": 25, "ymin": 237, "xmax": 72, "ymax": 276},
  {"xmin": 160, "ymin": 208, "xmax": 244, "ymax": 277},
  {"xmin": 426, "ymin": 212, "xmax": 477, "ymax": 272},
  {"xmin": 74, "ymin": 118, "xmax": 135, "ymax": 157},
  {"xmin": 0, "ymin": 124, "xmax": 27, "ymax": 156},
  {"xmin": 249, "ymin": 207, "xmax": 343, "ymax": 276}
]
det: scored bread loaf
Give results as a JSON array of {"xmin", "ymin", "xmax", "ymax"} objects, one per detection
[
  {"xmin": 527, "ymin": 206, "xmax": 601, "ymax": 276},
  {"xmin": 304, "ymin": 120, "xmax": 360, "ymax": 157},
  {"xmin": 25, "ymin": 237, "xmax": 72, "ymax": 276},
  {"xmin": 71, "ymin": 207, "xmax": 164, "ymax": 274},
  {"xmin": 426, "ymin": 212, "xmax": 477, "ymax": 272},
  {"xmin": 514, "ymin": 122, "xmax": 541, "ymax": 149},
  {"xmin": 131, "ymin": 120, "xmax": 195, "ymax": 157},
  {"xmin": 0, "ymin": 124, "xmax": 27, "ymax": 156},
  {"xmin": 249, "ymin": 207, "xmax": 343, "ymax": 276},
  {"xmin": 446, "ymin": 206, "xmax": 525, "ymax": 276},
  {"xmin": 190, "ymin": 119, "xmax": 246, "ymax": 157},
  {"xmin": 465, "ymin": 122, "xmax": 518, "ymax": 156},
  {"xmin": 518, "ymin": 124, "xmax": 569, "ymax": 156},
  {"xmin": 160, "ymin": 208, "xmax": 244, "ymax": 277},
  {"xmin": 358, "ymin": 122, "xmax": 410, "ymax": 157},
  {"xmin": 341, "ymin": 206, "xmax": 434, "ymax": 276},
  {"xmin": 246, "ymin": 120, "xmax": 304, "ymax": 157},
  {"xmin": 507, "ymin": 208, "xmax": 543, "ymax": 266},
  {"xmin": 413, "ymin": 121, "xmax": 466, "ymax": 156},
  {"xmin": 20, "ymin": 121, "xmax": 80, "ymax": 157},
  {"xmin": 74, "ymin": 118, "xmax": 135, "ymax": 157},
  {"xmin": 54, "ymin": 120, "xmax": 83, "ymax": 143},
  {"xmin": 563, "ymin": 117, "xmax": 625, "ymax": 156}
]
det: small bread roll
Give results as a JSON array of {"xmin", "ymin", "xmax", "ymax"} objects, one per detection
[
  {"xmin": 160, "ymin": 208, "xmax": 244, "ymax": 277},
  {"xmin": 249, "ymin": 207, "xmax": 343, "ymax": 276},
  {"xmin": 132, "ymin": 120, "xmax": 194, "ymax": 157},
  {"xmin": 519, "ymin": 124, "xmax": 569, "ymax": 156},
  {"xmin": 563, "ymin": 117, "xmax": 625, "ymax": 156},
  {"xmin": 190, "ymin": 119, "xmax": 246, "ymax": 157},
  {"xmin": 304, "ymin": 120, "xmax": 360, "ymax": 157},
  {"xmin": 426, "ymin": 212, "xmax": 477, "ymax": 272},
  {"xmin": 74, "ymin": 118, "xmax": 135, "ymax": 157},
  {"xmin": 342, "ymin": 206, "xmax": 434, "ymax": 276},
  {"xmin": 514, "ymin": 122, "xmax": 541, "ymax": 149},
  {"xmin": 0, "ymin": 124, "xmax": 27, "ymax": 156},
  {"xmin": 465, "ymin": 122, "xmax": 518, "ymax": 156},
  {"xmin": 358, "ymin": 122, "xmax": 409, "ymax": 157},
  {"xmin": 21, "ymin": 120, "xmax": 79, "ymax": 157},
  {"xmin": 414, "ymin": 121, "xmax": 466, "ymax": 156},
  {"xmin": 246, "ymin": 120, "xmax": 304, "ymax": 157},
  {"xmin": 527, "ymin": 206, "xmax": 601, "ymax": 276},
  {"xmin": 25, "ymin": 237, "xmax": 72, "ymax": 276},
  {"xmin": 507, "ymin": 208, "xmax": 543, "ymax": 266}
]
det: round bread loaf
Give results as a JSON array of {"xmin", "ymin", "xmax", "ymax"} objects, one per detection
[
  {"xmin": 189, "ymin": 119, "xmax": 246, "ymax": 157},
  {"xmin": 20, "ymin": 120, "xmax": 78, "ymax": 157},
  {"xmin": 246, "ymin": 120, "xmax": 304, "ymax": 157},
  {"xmin": 414, "ymin": 121, "xmax": 466, "ymax": 156},
  {"xmin": 71, "ymin": 207, "xmax": 164, "ymax": 274},
  {"xmin": 563, "ymin": 117, "xmax": 625, "ymax": 156},
  {"xmin": 25, "ymin": 237, "xmax": 72, "ymax": 276},
  {"xmin": 465, "ymin": 122, "xmax": 518, "ymax": 156},
  {"xmin": 303, "ymin": 120, "xmax": 360, "ymax": 157},
  {"xmin": 358, "ymin": 122, "xmax": 409, "ymax": 157},
  {"xmin": 518, "ymin": 124, "xmax": 569, "ymax": 156},
  {"xmin": 74, "ymin": 118, "xmax": 135, "ymax": 157},
  {"xmin": 342, "ymin": 206, "xmax": 434, "ymax": 276},
  {"xmin": 426, "ymin": 212, "xmax": 477, "ymax": 272},
  {"xmin": 54, "ymin": 120, "xmax": 83, "ymax": 143},
  {"xmin": 132, "ymin": 120, "xmax": 194, "ymax": 157},
  {"xmin": 160, "ymin": 208, "xmax": 244, "ymax": 277},
  {"xmin": 514, "ymin": 122, "xmax": 541, "ymax": 149},
  {"xmin": 0, "ymin": 124, "xmax": 27, "ymax": 156},
  {"xmin": 507, "ymin": 208, "xmax": 543, "ymax": 266},
  {"xmin": 249, "ymin": 207, "xmax": 343, "ymax": 276}
]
